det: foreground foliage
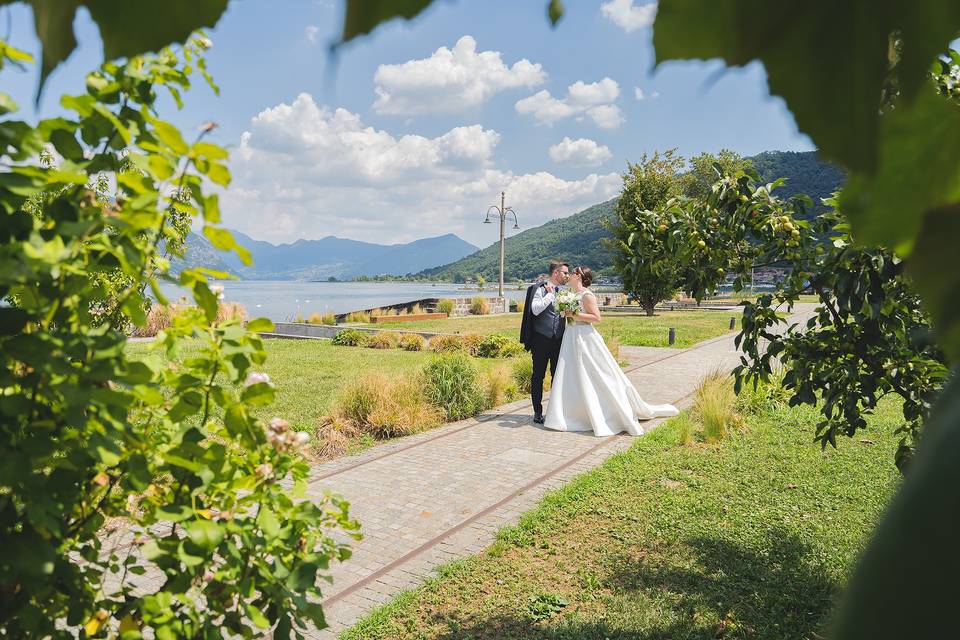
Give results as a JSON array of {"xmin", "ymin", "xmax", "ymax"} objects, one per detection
[{"xmin": 0, "ymin": 38, "xmax": 355, "ymax": 638}]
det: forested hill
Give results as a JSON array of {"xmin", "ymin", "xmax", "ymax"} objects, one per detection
[
  {"xmin": 420, "ymin": 150, "xmax": 845, "ymax": 282},
  {"xmin": 419, "ymin": 198, "xmax": 618, "ymax": 282}
]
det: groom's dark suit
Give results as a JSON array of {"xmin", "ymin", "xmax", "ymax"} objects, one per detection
[{"xmin": 519, "ymin": 281, "xmax": 565, "ymax": 419}]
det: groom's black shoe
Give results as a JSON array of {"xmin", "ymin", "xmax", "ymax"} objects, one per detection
[{"xmin": 533, "ymin": 413, "xmax": 545, "ymax": 424}]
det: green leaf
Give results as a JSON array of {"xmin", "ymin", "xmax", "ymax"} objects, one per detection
[
  {"xmin": 203, "ymin": 226, "xmax": 252, "ymax": 265},
  {"xmin": 907, "ymin": 206, "xmax": 960, "ymax": 360},
  {"xmin": 652, "ymin": 0, "xmax": 960, "ymax": 173},
  {"xmin": 341, "ymin": 0, "xmax": 435, "ymax": 43},
  {"xmin": 246, "ymin": 317, "xmax": 275, "ymax": 333},
  {"xmin": 245, "ymin": 603, "xmax": 271, "ymax": 629},
  {"xmin": 185, "ymin": 519, "xmax": 223, "ymax": 550},
  {"xmin": 0, "ymin": 92, "xmax": 18, "ymax": 115},
  {"xmin": 840, "ymin": 89, "xmax": 960, "ymax": 253},
  {"xmin": 29, "ymin": 0, "xmax": 81, "ymax": 98},
  {"xmin": 150, "ymin": 118, "xmax": 188, "ymax": 155},
  {"xmin": 156, "ymin": 505, "xmax": 193, "ymax": 522},
  {"xmin": 241, "ymin": 382, "xmax": 275, "ymax": 406},
  {"xmin": 547, "ymin": 0, "xmax": 564, "ymax": 25},
  {"xmin": 258, "ymin": 507, "xmax": 280, "ymax": 538}
]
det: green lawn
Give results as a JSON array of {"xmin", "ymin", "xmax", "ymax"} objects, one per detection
[
  {"xmin": 361, "ymin": 311, "xmax": 736, "ymax": 349},
  {"xmin": 126, "ymin": 339, "xmax": 512, "ymax": 435},
  {"xmin": 342, "ymin": 397, "xmax": 901, "ymax": 640}
]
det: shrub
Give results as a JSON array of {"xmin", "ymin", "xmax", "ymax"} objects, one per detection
[
  {"xmin": 513, "ymin": 299, "xmax": 526, "ymax": 314},
  {"xmin": 216, "ymin": 301, "xmax": 247, "ymax": 325},
  {"xmin": 429, "ymin": 334, "xmax": 469, "ymax": 354},
  {"xmin": 437, "ymin": 299, "xmax": 455, "ymax": 315},
  {"xmin": 398, "ymin": 333, "xmax": 427, "ymax": 351},
  {"xmin": 0, "ymin": 38, "xmax": 354, "ymax": 638},
  {"xmin": 346, "ymin": 310, "xmax": 371, "ymax": 323},
  {"xmin": 308, "ymin": 312, "xmax": 336, "ymax": 325},
  {"xmin": 332, "ymin": 329, "xmax": 370, "ymax": 346},
  {"xmin": 475, "ymin": 334, "xmax": 525, "ymax": 359},
  {"xmin": 693, "ymin": 370, "xmax": 740, "ymax": 443},
  {"xmin": 735, "ymin": 367, "xmax": 791, "ymax": 414},
  {"xmin": 422, "ymin": 353, "xmax": 487, "ymax": 421},
  {"xmin": 366, "ymin": 332, "xmax": 399, "ymax": 349},
  {"xmin": 330, "ymin": 375, "xmax": 442, "ymax": 439},
  {"xmin": 133, "ymin": 303, "xmax": 177, "ymax": 337},
  {"xmin": 470, "ymin": 296, "xmax": 489, "ymax": 315},
  {"xmin": 315, "ymin": 416, "xmax": 360, "ymax": 460},
  {"xmin": 513, "ymin": 358, "xmax": 534, "ymax": 393},
  {"xmin": 482, "ymin": 365, "xmax": 519, "ymax": 408}
]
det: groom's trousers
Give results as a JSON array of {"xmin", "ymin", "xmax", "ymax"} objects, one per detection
[{"xmin": 530, "ymin": 331, "xmax": 563, "ymax": 417}]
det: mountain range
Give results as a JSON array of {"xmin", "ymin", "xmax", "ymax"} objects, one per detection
[
  {"xmin": 420, "ymin": 150, "xmax": 846, "ymax": 282},
  {"xmin": 173, "ymin": 231, "xmax": 478, "ymax": 280}
]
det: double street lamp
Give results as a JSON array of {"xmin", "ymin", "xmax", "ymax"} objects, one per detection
[{"xmin": 484, "ymin": 191, "xmax": 519, "ymax": 299}]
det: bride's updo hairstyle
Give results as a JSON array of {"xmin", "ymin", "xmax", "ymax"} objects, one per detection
[{"xmin": 575, "ymin": 266, "xmax": 594, "ymax": 287}]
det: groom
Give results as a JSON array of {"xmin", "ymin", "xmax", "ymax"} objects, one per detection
[{"xmin": 519, "ymin": 260, "xmax": 570, "ymax": 423}]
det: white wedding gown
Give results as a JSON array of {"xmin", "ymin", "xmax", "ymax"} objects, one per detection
[{"xmin": 544, "ymin": 289, "xmax": 679, "ymax": 436}]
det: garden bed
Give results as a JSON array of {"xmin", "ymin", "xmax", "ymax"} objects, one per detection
[{"xmin": 369, "ymin": 312, "xmax": 448, "ymax": 324}]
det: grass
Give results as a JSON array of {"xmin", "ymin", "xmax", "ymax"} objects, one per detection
[
  {"xmin": 361, "ymin": 311, "xmax": 736, "ymax": 349},
  {"xmin": 125, "ymin": 339, "xmax": 513, "ymax": 436},
  {"xmin": 341, "ymin": 393, "xmax": 902, "ymax": 640}
]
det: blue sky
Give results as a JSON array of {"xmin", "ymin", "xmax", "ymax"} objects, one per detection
[{"xmin": 4, "ymin": 0, "xmax": 813, "ymax": 248}]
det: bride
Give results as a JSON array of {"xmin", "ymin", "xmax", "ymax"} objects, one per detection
[{"xmin": 544, "ymin": 266, "xmax": 679, "ymax": 436}]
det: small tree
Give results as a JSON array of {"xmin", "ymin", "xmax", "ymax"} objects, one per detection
[{"xmin": 476, "ymin": 273, "xmax": 486, "ymax": 290}]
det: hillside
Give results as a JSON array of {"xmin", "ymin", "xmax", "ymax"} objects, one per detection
[
  {"xmin": 422, "ymin": 150, "xmax": 845, "ymax": 281},
  {"xmin": 420, "ymin": 198, "xmax": 618, "ymax": 282},
  {"xmin": 172, "ymin": 231, "xmax": 478, "ymax": 280}
]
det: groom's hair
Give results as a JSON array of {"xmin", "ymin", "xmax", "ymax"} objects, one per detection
[{"xmin": 548, "ymin": 260, "xmax": 569, "ymax": 275}]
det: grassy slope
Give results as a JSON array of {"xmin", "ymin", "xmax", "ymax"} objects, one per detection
[
  {"xmin": 126, "ymin": 340, "xmax": 512, "ymax": 434},
  {"xmin": 361, "ymin": 311, "xmax": 735, "ymax": 349},
  {"xmin": 343, "ymin": 399, "xmax": 900, "ymax": 640}
]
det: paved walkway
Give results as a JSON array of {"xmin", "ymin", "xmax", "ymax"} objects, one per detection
[{"xmin": 304, "ymin": 305, "xmax": 816, "ymax": 637}]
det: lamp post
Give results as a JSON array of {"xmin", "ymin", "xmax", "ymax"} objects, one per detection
[{"xmin": 484, "ymin": 191, "xmax": 519, "ymax": 300}]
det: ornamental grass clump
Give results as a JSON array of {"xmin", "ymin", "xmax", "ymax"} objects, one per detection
[
  {"xmin": 470, "ymin": 296, "xmax": 490, "ymax": 315},
  {"xmin": 328, "ymin": 374, "xmax": 441, "ymax": 439},
  {"xmin": 437, "ymin": 299, "xmax": 455, "ymax": 315},
  {"xmin": 422, "ymin": 353, "xmax": 487, "ymax": 421},
  {"xmin": 366, "ymin": 332, "xmax": 399, "ymax": 349},
  {"xmin": 397, "ymin": 333, "xmax": 426, "ymax": 351},
  {"xmin": 331, "ymin": 329, "xmax": 369, "ymax": 346},
  {"xmin": 693, "ymin": 370, "xmax": 741, "ymax": 443}
]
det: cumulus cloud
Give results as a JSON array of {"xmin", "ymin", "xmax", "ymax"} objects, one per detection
[
  {"xmin": 548, "ymin": 137, "xmax": 612, "ymax": 166},
  {"xmin": 372, "ymin": 35, "xmax": 545, "ymax": 115},
  {"xmin": 634, "ymin": 87, "xmax": 660, "ymax": 101},
  {"xmin": 305, "ymin": 25, "xmax": 319, "ymax": 44},
  {"xmin": 515, "ymin": 77, "xmax": 624, "ymax": 128},
  {"xmin": 223, "ymin": 93, "xmax": 620, "ymax": 246},
  {"xmin": 601, "ymin": 0, "xmax": 657, "ymax": 32}
]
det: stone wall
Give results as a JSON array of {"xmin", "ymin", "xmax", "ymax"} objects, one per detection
[{"xmin": 450, "ymin": 296, "xmax": 508, "ymax": 316}]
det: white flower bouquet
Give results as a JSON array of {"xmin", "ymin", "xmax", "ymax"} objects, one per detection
[{"xmin": 555, "ymin": 290, "xmax": 581, "ymax": 324}]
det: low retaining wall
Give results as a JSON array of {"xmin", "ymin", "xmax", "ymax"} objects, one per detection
[
  {"xmin": 267, "ymin": 322, "xmax": 453, "ymax": 341},
  {"xmin": 369, "ymin": 312, "xmax": 447, "ymax": 324}
]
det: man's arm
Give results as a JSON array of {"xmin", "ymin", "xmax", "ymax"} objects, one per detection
[{"xmin": 530, "ymin": 284, "xmax": 555, "ymax": 315}]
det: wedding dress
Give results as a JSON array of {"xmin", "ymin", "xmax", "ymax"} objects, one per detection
[{"xmin": 543, "ymin": 289, "xmax": 679, "ymax": 436}]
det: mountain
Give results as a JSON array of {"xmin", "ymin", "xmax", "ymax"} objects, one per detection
[
  {"xmin": 421, "ymin": 150, "xmax": 845, "ymax": 281},
  {"xmin": 170, "ymin": 232, "xmax": 239, "ymax": 276},
  {"xmin": 173, "ymin": 231, "xmax": 479, "ymax": 280}
]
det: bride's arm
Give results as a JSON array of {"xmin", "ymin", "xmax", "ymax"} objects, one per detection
[{"xmin": 575, "ymin": 292, "xmax": 602, "ymax": 324}]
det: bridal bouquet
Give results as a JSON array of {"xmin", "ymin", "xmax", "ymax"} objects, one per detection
[{"xmin": 556, "ymin": 290, "xmax": 581, "ymax": 324}]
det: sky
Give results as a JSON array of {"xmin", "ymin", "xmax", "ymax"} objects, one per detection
[{"xmin": 3, "ymin": 0, "xmax": 813, "ymax": 249}]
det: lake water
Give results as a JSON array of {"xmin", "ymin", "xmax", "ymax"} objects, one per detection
[{"xmin": 157, "ymin": 281, "xmax": 530, "ymax": 321}]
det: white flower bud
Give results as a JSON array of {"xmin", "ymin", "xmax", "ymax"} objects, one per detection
[
  {"xmin": 203, "ymin": 570, "xmax": 215, "ymax": 583},
  {"xmin": 295, "ymin": 431, "xmax": 310, "ymax": 446},
  {"xmin": 255, "ymin": 463, "xmax": 273, "ymax": 479},
  {"xmin": 197, "ymin": 37, "xmax": 213, "ymax": 50},
  {"xmin": 269, "ymin": 417, "xmax": 289, "ymax": 433},
  {"xmin": 244, "ymin": 372, "xmax": 271, "ymax": 387}
]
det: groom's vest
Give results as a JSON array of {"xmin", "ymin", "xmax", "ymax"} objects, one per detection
[{"xmin": 533, "ymin": 285, "xmax": 565, "ymax": 339}]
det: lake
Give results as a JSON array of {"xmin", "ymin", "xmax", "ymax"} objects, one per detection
[{"xmin": 157, "ymin": 281, "xmax": 530, "ymax": 321}]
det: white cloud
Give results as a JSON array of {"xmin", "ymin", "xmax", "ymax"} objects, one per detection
[
  {"xmin": 224, "ymin": 93, "xmax": 619, "ymax": 246},
  {"xmin": 305, "ymin": 25, "xmax": 319, "ymax": 44},
  {"xmin": 549, "ymin": 137, "xmax": 612, "ymax": 166},
  {"xmin": 515, "ymin": 77, "xmax": 624, "ymax": 128},
  {"xmin": 634, "ymin": 87, "xmax": 660, "ymax": 100},
  {"xmin": 372, "ymin": 35, "xmax": 546, "ymax": 115},
  {"xmin": 601, "ymin": 0, "xmax": 657, "ymax": 32}
]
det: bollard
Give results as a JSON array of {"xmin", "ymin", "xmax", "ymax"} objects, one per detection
[
  {"xmin": 668, "ymin": 327, "xmax": 676, "ymax": 346},
  {"xmin": 729, "ymin": 316, "xmax": 736, "ymax": 330}
]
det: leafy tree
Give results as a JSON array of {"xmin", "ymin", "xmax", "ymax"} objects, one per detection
[
  {"xmin": 476, "ymin": 273, "xmax": 485, "ymax": 290},
  {"xmin": 607, "ymin": 150, "xmax": 750, "ymax": 314},
  {"xmin": 0, "ymin": 37, "xmax": 357, "ymax": 639}
]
